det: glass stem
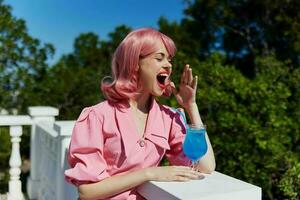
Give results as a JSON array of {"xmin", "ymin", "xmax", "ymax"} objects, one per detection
[{"xmin": 191, "ymin": 160, "xmax": 198, "ymax": 170}]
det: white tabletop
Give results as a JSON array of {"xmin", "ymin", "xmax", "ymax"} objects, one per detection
[{"xmin": 138, "ymin": 171, "xmax": 261, "ymax": 200}]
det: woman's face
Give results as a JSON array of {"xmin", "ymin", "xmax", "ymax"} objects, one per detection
[{"xmin": 137, "ymin": 41, "xmax": 173, "ymax": 96}]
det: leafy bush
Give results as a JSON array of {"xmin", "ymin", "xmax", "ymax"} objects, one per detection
[
  {"xmin": 163, "ymin": 53, "xmax": 299, "ymax": 199},
  {"xmin": 279, "ymin": 162, "xmax": 300, "ymax": 200}
]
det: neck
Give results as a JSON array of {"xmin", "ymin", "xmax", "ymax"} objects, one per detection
[{"xmin": 129, "ymin": 93, "xmax": 152, "ymax": 113}]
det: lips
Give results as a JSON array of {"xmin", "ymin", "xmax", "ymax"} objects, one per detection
[{"xmin": 156, "ymin": 71, "xmax": 171, "ymax": 89}]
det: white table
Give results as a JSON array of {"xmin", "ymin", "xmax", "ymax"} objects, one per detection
[{"xmin": 138, "ymin": 171, "xmax": 261, "ymax": 200}]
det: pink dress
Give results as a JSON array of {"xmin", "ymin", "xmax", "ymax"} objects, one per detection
[{"xmin": 65, "ymin": 99, "xmax": 191, "ymax": 200}]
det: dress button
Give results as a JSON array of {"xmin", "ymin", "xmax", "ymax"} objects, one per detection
[{"xmin": 139, "ymin": 139, "xmax": 145, "ymax": 147}]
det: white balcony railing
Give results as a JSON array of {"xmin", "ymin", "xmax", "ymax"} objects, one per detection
[
  {"xmin": 0, "ymin": 115, "xmax": 32, "ymax": 200},
  {"xmin": 0, "ymin": 106, "xmax": 261, "ymax": 200},
  {"xmin": 0, "ymin": 107, "xmax": 78, "ymax": 200}
]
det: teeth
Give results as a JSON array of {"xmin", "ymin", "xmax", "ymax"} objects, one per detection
[{"xmin": 158, "ymin": 73, "xmax": 168, "ymax": 77}]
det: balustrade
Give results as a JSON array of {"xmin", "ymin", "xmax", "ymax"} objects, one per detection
[{"xmin": 0, "ymin": 115, "xmax": 32, "ymax": 200}]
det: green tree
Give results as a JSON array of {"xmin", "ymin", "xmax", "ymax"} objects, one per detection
[
  {"xmin": 0, "ymin": 1, "xmax": 54, "ymax": 192},
  {"xmin": 0, "ymin": 0, "xmax": 54, "ymax": 113},
  {"xmin": 31, "ymin": 26, "xmax": 132, "ymax": 119},
  {"xmin": 162, "ymin": 0, "xmax": 300, "ymax": 77}
]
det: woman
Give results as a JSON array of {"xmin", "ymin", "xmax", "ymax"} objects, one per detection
[{"xmin": 65, "ymin": 28, "xmax": 215, "ymax": 200}]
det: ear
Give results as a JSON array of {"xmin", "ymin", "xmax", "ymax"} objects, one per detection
[{"xmin": 135, "ymin": 65, "xmax": 139, "ymax": 72}]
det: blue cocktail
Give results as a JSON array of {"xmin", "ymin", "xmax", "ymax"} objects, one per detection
[{"xmin": 183, "ymin": 125, "xmax": 208, "ymax": 167}]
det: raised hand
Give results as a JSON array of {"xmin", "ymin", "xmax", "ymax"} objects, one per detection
[
  {"xmin": 170, "ymin": 64, "xmax": 198, "ymax": 109},
  {"xmin": 145, "ymin": 166, "xmax": 204, "ymax": 182}
]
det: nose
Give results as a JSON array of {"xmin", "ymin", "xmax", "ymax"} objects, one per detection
[
  {"xmin": 163, "ymin": 60, "xmax": 172, "ymax": 69},
  {"xmin": 162, "ymin": 65, "xmax": 172, "ymax": 73}
]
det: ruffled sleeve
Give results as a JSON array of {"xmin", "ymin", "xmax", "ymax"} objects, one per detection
[
  {"xmin": 165, "ymin": 109, "xmax": 192, "ymax": 166},
  {"xmin": 64, "ymin": 107, "xmax": 110, "ymax": 186}
]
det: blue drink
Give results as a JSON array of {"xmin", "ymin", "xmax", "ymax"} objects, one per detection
[{"xmin": 183, "ymin": 125, "xmax": 208, "ymax": 162}]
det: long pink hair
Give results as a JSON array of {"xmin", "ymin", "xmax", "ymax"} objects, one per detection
[{"xmin": 101, "ymin": 28, "xmax": 176, "ymax": 103}]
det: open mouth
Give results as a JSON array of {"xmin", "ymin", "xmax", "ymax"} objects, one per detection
[{"xmin": 156, "ymin": 73, "xmax": 170, "ymax": 89}]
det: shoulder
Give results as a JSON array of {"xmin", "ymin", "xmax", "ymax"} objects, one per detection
[
  {"xmin": 92, "ymin": 100, "xmax": 113, "ymax": 112},
  {"xmin": 77, "ymin": 100, "xmax": 113, "ymax": 122},
  {"xmin": 92, "ymin": 100, "xmax": 116, "ymax": 120}
]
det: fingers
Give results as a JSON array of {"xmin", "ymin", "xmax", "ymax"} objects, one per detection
[
  {"xmin": 170, "ymin": 82, "xmax": 183, "ymax": 103},
  {"xmin": 187, "ymin": 68, "xmax": 193, "ymax": 85},
  {"xmin": 149, "ymin": 166, "xmax": 204, "ymax": 182},
  {"xmin": 164, "ymin": 84, "xmax": 172, "ymax": 97},
  {"xmin": 180, "ymin": 65, "xmax": 187, "ymax": 85},
  {"xmin": 180, "ymin": 64, "xmax": 197, "ymax": 87},
  {"xmin": 172, "ymin": 166, "xmax": 204, "ymax": 181},
  {"xmin": 180, "ymin": 64, "xmax": 189, "ymax": 85},
  {"xmin": 170, "ymin": 82, "xmax": 177, "ymax": 93},
  {"xmin": 192, "ymin": 75, "xmax": 198, "ymax": 89},
  {"xmin": 170, "ymin": 82, "xmax": 178, "ymax": 96}
]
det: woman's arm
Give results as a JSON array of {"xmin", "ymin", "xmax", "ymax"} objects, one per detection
[
  {"xmin": 78, "ymin": 166, "xmax": 203, "ymax": 200},
  {"xmin": 185, "ymin": 103, "xmax": 216, "ymax": 173},
  {"xmin": 78, "ymin": 168, "xmax": 147, "ymax": 200},
  {"xmin": 171, "ymin": 64, "xmax": 216, "ymax": 173}
]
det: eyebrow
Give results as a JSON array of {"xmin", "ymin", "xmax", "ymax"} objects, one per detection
[{"xmin": 154, "ymin": 52, "xmax": 170, "ymax": 58}]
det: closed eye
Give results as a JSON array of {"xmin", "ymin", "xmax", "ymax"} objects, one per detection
[{"xmin": 155, "ymin": 57, "xmax": 163, "ymax": 61}]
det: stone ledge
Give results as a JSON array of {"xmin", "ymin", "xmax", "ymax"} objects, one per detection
[{"xmin": 138, "ymin": 171, "xmax": 261, "ymax": 200}]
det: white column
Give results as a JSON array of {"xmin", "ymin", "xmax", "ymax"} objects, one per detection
[
  {"xmin": 54, "ymin": 121, "xmax": 77, "ymax": 200},
  {"xmin": 27, "ymin": 106, "xmax": 59, "ymax": 199},
  {"xmin": 7, "ymin": 126, "xmax": 24, "ymax": 200}
]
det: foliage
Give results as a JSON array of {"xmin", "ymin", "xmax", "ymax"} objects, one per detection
[
  {"xmin": 0, "ymin": 1, "xmax": 53, "ymax": 194},
  {"xmin": 22, "ymin": 26, "xmax": 132, "ymax": 119},
  {"xmin": 172, "ymin": 0, "xmax": 300, "ymax": 77},
  {"xmin": 0, "ymin": 0, "xmax": 54, "ymax": 113},
  {"xmin": 279, "ymin": 162, "xmax": 300, "ymax": 200},
  {"xmin": 0, "ymin": 1, "xmax": 299, "ymax": 199},
  {"xmin": 0, "ymin": 128, "xmax": 10, "ymax": 169},
  {"xmin": 202, "ymin": 54, "xmax": 299, "ymax": 200}
]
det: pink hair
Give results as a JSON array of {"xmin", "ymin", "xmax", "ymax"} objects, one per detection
[{"xmin": 101, "ymin": 28, "xmax": 176, "ymax": 103}]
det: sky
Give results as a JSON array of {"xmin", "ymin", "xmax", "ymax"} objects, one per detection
[{"xmin": 5, "ymin": 0, "xmax": 186, "ymax": 64}]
